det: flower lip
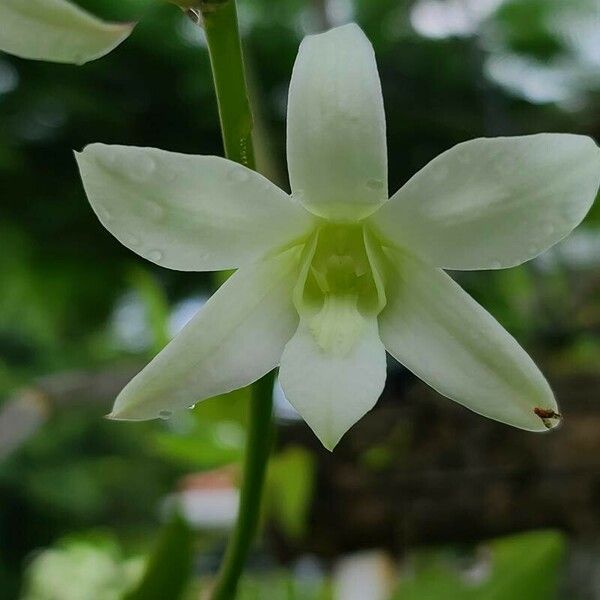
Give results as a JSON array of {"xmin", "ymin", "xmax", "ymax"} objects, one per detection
[{"xmin": 294, "ymin": 222, "xmax": 387, "ymax": 356}]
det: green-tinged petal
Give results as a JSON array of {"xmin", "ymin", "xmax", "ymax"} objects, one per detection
[
  {"xmin": 110, "ymin": 248, "xmax": 301, "ymax": 420},
  {"xmin": 76, "ymin": 144, "xmax": 314, "ymax": 271},
  {"xmin": 371, "ymin": 134, "xmax": 600, "ymax": 270},
  {"xmin": 0, "ymin": 0, "xmax": 134, "ymax": 64},
  {"xmin": 379, "ymin": 248, "xmax": 559, "ymax": 431},
  {"xmin": 286, "ymin": 24, "xmax": 387, "ymax": 222},
  {"xmin": 279, "ymin": 317, "xmax": 387, "ymax": 450}
]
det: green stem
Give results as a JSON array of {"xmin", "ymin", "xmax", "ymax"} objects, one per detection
[
  {"xmin": 200, "ymin": 0, "xmax": 255, "ymax": 168},
  {"xmin": 197, "ymin": 2, "xmax": 274, "ymax": 598},
  {"xmin": 211, "ymin": 371, "xmax": 275, "ymax": 600}
]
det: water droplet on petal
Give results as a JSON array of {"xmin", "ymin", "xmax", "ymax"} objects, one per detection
[
  {"xmin": 147, "ymin": 201, "xmax": 165, "ymax": 220},
  {"xmin": 432, "ymin": 166, "xmax": 449, "ymax": 182},
  {"xmin": 130, "ymin": 155, "xmax": 157, "ymax": 181},
  {"xmin": 125, "ymin": 233, "xmax": 140, "ymax": 247},
  {"xmin": 228, "ymin": 166, "xmax": 249, "ymax": 183},
  {"xmin": 98, "ymin": 206, "xmax": 113, "ymax": 222},
  {"xmin": 366, "ymin": 178, "xmax": 384, "ymax": 192},
  {"xmin": 562, "ymin": 206, "xmax": 580, "ymax": 222},
  {"xmin": 99, "ymin": 153, "xmax": 118, "ymax": 170},
  {"xmin": 147, "ymin": 249, "xmax": 163, "ymax": 262},
  {"xmin": 496, "ymin": 158, "xmax": 515, "ymax": 175},
  {"xmin": 163, "ymin": 169, "xmax": 177, "ymax": 182},
  {"xmin": 158, "ymin": 410, "xmax": 172, "ymax": 420}
]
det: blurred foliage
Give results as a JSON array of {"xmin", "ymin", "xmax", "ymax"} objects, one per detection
[
  {"xmin": 125, "ymin": 513, "xmax": 194, "ymax": 600},
  {"xmin": 266, "ymin": 446, "xmax": 316, "ymax": 541},
  {"xmin": 19, "ymin": 529, "xmax": 565, "ymax": 600},
  {"xmin": 235, "ymin": 571, "xmax": 332, "ymax": 600},
  {"xmin": 0, "ymin": 0, "xmax": 599, "ymax": 597},
  {"xmin": 393, "ymin": 530, "xmax": 566, "ymax": 600},
  {"xmin": 21, "ymin": 533, "xmax": 144, "ymax": 600},
  {"xmin": 152, "ymin": 388, "xmax": 248, "ymax": 469}
]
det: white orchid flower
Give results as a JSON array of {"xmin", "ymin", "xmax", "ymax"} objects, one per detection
[
  {"xmin": 76, "ymin": 24, "xmax": 599, "ymax": 450},
  {"xmin": 0, "ymin": 0, "xmax": 134, "ymax": 64}
]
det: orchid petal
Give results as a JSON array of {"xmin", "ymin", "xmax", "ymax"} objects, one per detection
[
  {"xmin": 279, "ymin": 317, "xmax": 387, "ymax": 450},
  {"xmin": 379, "ymin": 248, "xmax": 559, "ymax": 431},
  {"xmin": 76, "ymin": 144, "xmax": 314, "ymax": 271},
  {"xmin": 286, "ymin": 24, "xmax": 387, "ymax": 222},
  {"xmin": 371, "ymin": 134, "xmax": 599, "ymax": 270},
  {"xmin": 110, "ymin": 248, "xmax": 301, "ymax": 420},
  {"xmin": 0, "ymin": 0, "xmax": 133, "ymax": 64}
]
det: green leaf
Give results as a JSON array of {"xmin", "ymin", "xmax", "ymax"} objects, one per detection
[
  {"xmin": 266, "ymin": 446, "xmax": 315, "ymax": 540},
  {"xmin": 22, "ymin": 532, "xmax": 144, "ymax": 600},
  {"xmin": 128, "ymin": 267, "xmax": 170, "ymax": 354},
  {"xmin": 394, "ymin": 530, "xmax": 566, "ymax": 600},
  {"xmin": 124, "ymin": 513, "xmax": 194, "ymax": 600}
]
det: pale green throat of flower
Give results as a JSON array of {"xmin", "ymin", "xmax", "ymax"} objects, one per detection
[
  {"xmin": 71, "ymin": 23, "xmax": 599, "ymax": 450},
  {"xmin": 296, "ymin": 224, "xmax": 386, "ymax": 357}
]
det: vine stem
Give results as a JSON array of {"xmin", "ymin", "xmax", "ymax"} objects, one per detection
[
  {"xmin": 211, "ymin": 372, "xmax": 275, "ymax": 600},
  {"xmin": 199, "ymin": 0, "xmax": 255, "ymax": 168},
  {"xmin": 196, "ymin": 2, "xmax": 274, "ymax": 598}
]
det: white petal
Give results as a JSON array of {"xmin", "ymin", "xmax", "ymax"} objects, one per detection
[
  {"xmin": 76, "ymin": 144, "xmax": 314, "ymax": 271},
  {"xmin": 279, "ymin": 317, "xmax": 387, "ymax": 450},
  {"xmin": 110, "ymin": 248, "xmax": 301, "ymax": 420},
  {"xmin": 0, "ymin": 0, "xmax": 133, "ymax": 64},
  {"xmin": 379, "ymin": 248, "xmax": 559, "ymax": 431},
  {"xmin": 371, "ymin": 134, "xmax": 600, "ymax": 270},
  {"xmin": 286, "ymin": 24, "xmax": 388, "ymax": 222}
]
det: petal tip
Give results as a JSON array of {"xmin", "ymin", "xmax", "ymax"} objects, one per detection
[
  {"xmin": 320, "ymin": 435, "xmax": 340, "ymax": 452},
  {"xmin": 105, "ymin": 405, "xmax": 149, "ymax": 422},
  {"xmin": 107, "ymin": 393, "xmax": 147, "ymax": 421},
  {"xmin": 76, "ymin": 21, "xmax": 136, "ymax": 65},
  {"xmin": 533, "ymin": 407, "xmax": 562, "ymax": 432}
]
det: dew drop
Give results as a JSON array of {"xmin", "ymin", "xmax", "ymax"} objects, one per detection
[
  {"xmin": 158, "ymin": 410, "xmax": 172, "ymax": 420},
  {"xmin": 147, "ymin": 249, "xmax": 164, "ymax": 262},
  {"xmin": 562, "ymin": 206, "xmax": 580, "ymax": 222},
  {"xmin": 163, "ymin": 169, "xmax": 177, "ymax": 182},
  {"xmin": 432, "ymin": 166, "xmax": 449, "ymax": 181},
  {"xmin": 496, "ymin": 159, "xmax": 514, "ymax": 175},
  {"xmin": 98, "ymin": 206, "xmax": 113, "ymax": 222},
  {"xmin": 124, "ymin": 233, "xmax": 140, "ymax": 246},
  {"xmin": 130, "ymin": 155, "xmax": 157, "ymax": 181},
  {"xmin": 366, "ymin": 178, "xmax": 384, "ymax": 191},
  {"xmin": 99, "ymin": 153, "xmax": 118, "ymax": 170},
  {"xmin": 228, "ymin": 166, "xmax": 250, "ymax": 183},
  {"xmin": 147, "ymin": 200, "xmax": 165, "ymax": 220}
]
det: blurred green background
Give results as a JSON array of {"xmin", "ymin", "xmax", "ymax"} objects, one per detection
[{"xmin": 1, "ymin": 0, "xmax": 599, "ymax": 598}]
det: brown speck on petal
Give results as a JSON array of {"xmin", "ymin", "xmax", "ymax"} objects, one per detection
[{"xmin": 534, "ymin": 407, "xmax": 562, "ymax": 429}]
